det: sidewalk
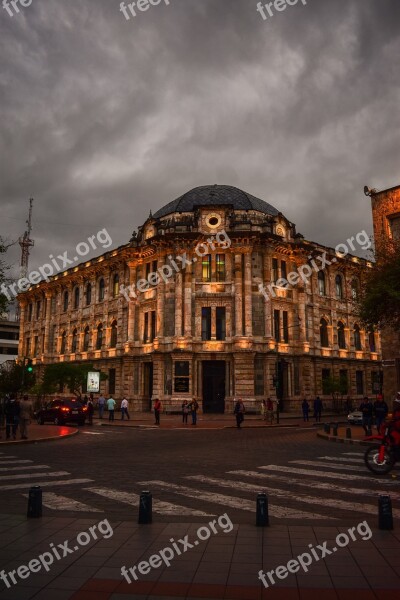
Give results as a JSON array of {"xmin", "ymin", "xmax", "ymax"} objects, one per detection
[
  {"xmin": 0, "ymin": 513, "xmax": 399, "ymax": 600},
  {"xmin": 0, "ymin": 424, "xmax": 78, "ymax": 445}
]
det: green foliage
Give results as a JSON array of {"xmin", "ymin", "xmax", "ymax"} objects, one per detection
[
  {"xmin": 322, "ymin": 376, "xmax": 348, "ymax": 399},
  {"xmin": 0, "ymin": 362, "xmax": 36, "ymax": 395},
  {"xmin": 42, "ymin": 363, "xmax": 107, "ymax": 397},
  {"xmin": 358, "ymin": 240, "xmax": 400, "ymax": 330}
]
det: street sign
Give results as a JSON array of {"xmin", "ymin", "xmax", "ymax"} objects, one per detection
[
  {"xmin": 87, "ymin": 371, "xmax": 100, "ymax": 393},
  {"xmin": 382, "ymin": 360, "xmax": 396, "ymax": 367}
]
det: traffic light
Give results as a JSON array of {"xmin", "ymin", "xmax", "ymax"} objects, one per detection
[{"xmin": 26, "ymin": 359, "xmax": 33, "ymax": 373}]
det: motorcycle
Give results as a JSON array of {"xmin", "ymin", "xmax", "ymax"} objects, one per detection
[{"xmin": 364, "ymin": 425, "xmax": 400, "ymax": 475}]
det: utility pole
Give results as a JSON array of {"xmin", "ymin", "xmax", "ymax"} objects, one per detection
[{"xmin": 19, "ymin": 198, "xmax": 34, "ymax": 280}]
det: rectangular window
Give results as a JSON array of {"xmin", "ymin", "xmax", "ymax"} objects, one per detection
[
  {"xmin": 274, "ymin": 310, "xmax": 280, "ymax": 342},
  {"xmin": 255, "ymin": 357, "xmax": 264, "ymax": 396},
  {"xmin": 272, "ymin": 258, "xmax": 279, "ymax": 284},
  {"xmin": 51, "ymin": 297, "xmax": 56, "ymax": 315},
  {"xmin": 201, "ymin": 307, "xmax": 212, "ymax": 341},
  {"xmin": 143, "ymin": 312, "xmax": 149, "ymax": 343},
  {"xmin": 26, "ymin": 337, "xmax": 30, "ymax": 356},
  {"xmin": 371, "ymin": 371, "xmax": 381, "ymax": 394},
  {"xmin": 36, "ymin": 302, "xmax": 41, "ymax": 319},
  {"xmin": 28, "ymin": 304, "xmax": 33, "ymax": 321},
  {"xmin": 283, "ymin": 311, "xmax": 289, "ymax": 343},
  {"xmin": 322, "ymin": 368, "xmax": 331, "ymax": 394},
  {"xmin": 339, "ymin": 369, "xmax": 348, "ymax": 395},
  {"xmin": 281, "ymin": 260, "xmax": 287, "ymax": 280},
  {"xmin": 33, "ymin": 336, "xmax": 39, "ymax": 356},
  {"xmin": 152, "ymin": 260, "xmax": 158, "ymax": 273},
  {"xmin": 109, "ymin": 368, "xmax": 116, "ymax": 395},
  {"xmin": 202, "ymin": 255, "xmax": 211, "ymax": 282},
  {"xmin": 216, "ymin": 254, "xmax": 226, "ymax": 282},
  {"xmin": 216, "ymin": 307, "xmax": 226, "ymax": 341},
  {"xmin": 389, "ymin": 215, "xmax": 400, "ymax": 241},
  {"xmin": 150, "ymin": 311, "xmax": 156, "ymax": 342},
  {"xmin": 356, "ymin": 370, "xmax": 364, "ymax": 395}
]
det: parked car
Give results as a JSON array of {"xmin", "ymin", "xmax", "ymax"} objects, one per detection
[
  {"xmin": 347, "ymin": 410, "xmax": 363, "ymax": 425},
  {"xmin": 35, "ymin": 398, "xmax": 87, "ymax": 425}
]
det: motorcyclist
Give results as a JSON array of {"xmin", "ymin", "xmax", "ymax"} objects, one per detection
[
  {"xmin": 387, "ymin": 392, "xmax": 400, "ymax": 445},
  {"xmin": 373, "ymin": 396, "xmax": 389, "ymax": 433}
]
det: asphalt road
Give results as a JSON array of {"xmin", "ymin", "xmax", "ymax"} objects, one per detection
[{"xmin": 1, "ymin": 425, "xmax": 399, "ymax": 526}]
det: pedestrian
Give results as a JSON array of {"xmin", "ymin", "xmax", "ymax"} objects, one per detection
[
  {"xmin": 87, "ymin": 397, "xmax": 94, "ymax": 425},
  {"xmin": 190, "ymin": 397, "xmax": 199, "ymax": 426},
  {"xmin": 107, "ymin": 396, "xmax": 116, "ymax": 422},
  {"xmin": 234, "ymin": 398, "xmax": 245, "ymax": 428},
  {"xmin": 359, "ymin": 396, "xmax": 374, "ymax": 436},
  {"xmin": 302, "ymin": 398, "xmax": 310, "ymax": 422},
  {"xmin": 121, "ymin": 397, "xmax": 130, "ymax": 420},
  {"xmin": 19, "ymin": 395, "xmax": 33, "ymax": 440},
  {"xmin": 98, "ymin": 395, "xmax": 106, "ymax": 419},
  {"xmin": 373, "ymin": 395, "xmax": 388, "ymax": 433},
  {"xmin": 4, "ymin": 396, "xmax": 20, "ymax": 440},
  {"xmin": 154, "ymin": 398, "xmax": 162, "ymax": 425},
  {"xmin": 313, "ymin": 396, "xmax": 323, "ymax": 422},
  {"xmin": 266, "ymin": 397, "xmax": 274, "ymax": 424},
  {"xmin": 182, "ymin": 400, "xmax": 189, "ymax": 424},
  {"xmin": 83, "ymin": 395, "xmax": 88, "ymax": 406},
  {"xmin": 260, "ymin": 399, "xmax": 266, "ymax": 420}
]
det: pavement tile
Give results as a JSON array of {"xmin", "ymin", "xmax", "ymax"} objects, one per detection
[
  {"xmin": 298, "ymin": 590, "xmax": 338, "ymax": 600},
  {"xmin": 187, "ymin": 583, "xmax": 226, "ymax": 598},
  {"xmin": 365, "ymin": 577, "xmax": 400, "ymax": 589},
  {"xmin": 262, "ymin": 589, "xmax": 300, "ymax": 600},
  {"xmin": 335, "ymin": 592, "xmax": 376, "ymax": 600},
  {"xmin": 70, "ymin": 592, "xmax": 112, "ymax": 600},
  {"xmin": 45, "ymin": 576, "xmax": 89, "ymax": 590},
  {"xmin": 332, "ymin": 577, "xmax": 371, "ymax": 589},
  {"xmin": 224, "ymin": 584, "xmax": 262, "ymax": 599},
  {"xmin": 79, "ymin": 579, "xmax": 120, "ymax": 592},
  {"xmin": 296, "ymin": 576, "xmax": 334, "ymax": 588}
]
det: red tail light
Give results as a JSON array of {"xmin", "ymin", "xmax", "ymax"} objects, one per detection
[
  {"xmin": 82, "ymin": 406, "xmax": 88, "ymax": 412},
  {"xmin": 61, "ymin": 407, "xmax": 70, "ymax": 413}
]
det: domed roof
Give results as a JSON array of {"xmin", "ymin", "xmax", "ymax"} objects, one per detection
[{"xmin": 153, "ymin": 185, "xmax": 280, "ymax": 219}]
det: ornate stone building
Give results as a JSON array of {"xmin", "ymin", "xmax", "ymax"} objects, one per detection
[
  {"xmin": 369, "ymin": 183, "xmax": 400, "ymax": 400},
  {"xmin": 18, "ymin": 185, "xmax": 381, "ymax": 412}
]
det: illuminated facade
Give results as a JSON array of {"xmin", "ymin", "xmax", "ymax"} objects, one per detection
[{"xmin": 18, "ymin": 185, "xmax": 381, "ymax": 412}]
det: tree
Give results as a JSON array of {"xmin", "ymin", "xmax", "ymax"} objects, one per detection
[
  {"xmin": 358, "ymin": 240, "xmax": 400, "ymax": 330},
  {"xmin": 0, "ymin": 361, "xmax": 36, "ymax": 395},
  {"xmin": 41, "ymin": 363, "xmax": 107, "ymax": 398}
]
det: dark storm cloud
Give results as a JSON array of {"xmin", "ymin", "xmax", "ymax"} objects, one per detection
[{"xmin": 0, "ymin": 0, "xmax": 399, "ymax": 277}]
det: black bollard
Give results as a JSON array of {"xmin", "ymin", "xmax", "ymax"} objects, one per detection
[
  {"xmin": 27, "ymin": 486, "xmax": 42, "ymax": 518},
  {"xmin": 256, "ymin": 493, "xmax": 269, "ymax": 527},
  {"xmin": 138, "ymin": 490, "xmax": 152, "ymax": 524},
  {"xmin": 346, "ymin": 427, "xmax": 352, "ymax": 439},
  {"xmin": 332, "ymin": 423, "xmax": 339, "ymax": 437},
  {"xmin": 324, "ymin": 423, "xmax": 331, "ymax": 434},
  {"xmin": 378, "ymin": 495, "xmax": 393, "ymax": 530}
]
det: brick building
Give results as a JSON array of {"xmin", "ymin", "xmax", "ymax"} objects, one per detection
[
  {"xmin": 369, "ymin": 183, "xmax": 400, "ymax": 401},
  {"xmin": 18, "ymin": 185, "xmax": 381, "ymax": 412}
]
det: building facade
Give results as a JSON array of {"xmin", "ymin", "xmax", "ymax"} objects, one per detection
[
  {"xmin": 18, "ymin": 185, "xmax": 381, "ymax": 412},
  {"xmin": 0, "ymin": 318, "xmax": 19, "ymax": 365},
  {"xmin": 370, "ymin": 184, "xmax": 400, "ymax": 399}
]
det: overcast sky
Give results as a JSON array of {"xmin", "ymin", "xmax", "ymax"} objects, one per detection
[{"xmin": 1, "ymin": 0, "xmax": 399, "ymax": 277}]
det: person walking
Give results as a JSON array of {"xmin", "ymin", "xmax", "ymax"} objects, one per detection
[
  {"xmin": 87, "ymin": 397, "xmax": 94, "ymax": 425},
  {"xmin": 234, "ymin": 398, "xmax": 245, "ymax": 428},
  {"xmin": 313, "ymin": 396, "xmax": 323, "ymax": 422},
  {"xmin": 302, "ymin": 398, "xmax": 310, "ymax": 422},
  {"xmin": 266, "ymin": 397, "xmax": 274, "ymax": 424},
  {"xmin": 373, "ymin": 395, "xmax": 388, "ymax": 432},
  {"xmin": 182, "ymin": 400, "xmax": 189, "ymax": 424},
  {"xmin": 154, "ymin": 398, "xmax": 162, "ymax": 425},
  {"xmin": 260, "ymin": 399, "xmax": 266, "ymax": 421},
  {"xmin": 107, "ymin": 396, "xmax": 116, "ymax": 422},
  {"xmin": 359, "ymin": 396, "xmax": 374, "ymax": 436},
  {"xmin": 5, "ymin": 396, "xmax": 20, "ymax": 440},
  {"xmin": 98, "ymin": 395, "xmax": 106, "ymax": 419},
  {"xmin": 121, "ymin": 397, "xmax": 130, "ymax": 420},
  {"xmin": 19, "ymin": 395, "xmax": 33, "ymax": 440},
  {"xmin": 190, "ymin": 397, "xmax": 199, "ymax": 426}
]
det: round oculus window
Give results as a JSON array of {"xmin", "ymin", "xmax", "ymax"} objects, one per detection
[{"xmin": 206, "ymin": 214, "xmax": 221, "ymax": 228}]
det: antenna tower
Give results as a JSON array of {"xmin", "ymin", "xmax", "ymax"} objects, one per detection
[{"xmin": 19, "ymin": 198, "xmax": 34, "ymax": 280}]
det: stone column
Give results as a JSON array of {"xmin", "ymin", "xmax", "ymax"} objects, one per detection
[
  {"xmin": 184, "ymin": 261, "xmax": 192, "ymax": 338},
  {"xmin": 244, "ymin": 250, "xmax": 253, "ymax": 337},
  {"xmin": 234, "ymin": 253, "xmax": 243, "ymax": 336},
  {"xmin": 43, "ymin": 292, "xmax": 52, "ymax": 354},
  {"xmin": 127, "ymin": 262, "xmax": 137, "ymax": 342},
  {"xmin": 175, "ymin": 270, "xmax": 183, "ymax": 337}
]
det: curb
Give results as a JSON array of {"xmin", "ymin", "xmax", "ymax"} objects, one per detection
[
  {"xmin": 317, "ymin": 432, "xmax": 374, "ymax": 446},
  {"xmin": 0, "ymin": 427, "xmax": 79, "ymax": 446},
  {"xmin": 98, "ymin": 422, "xmax": 300, "ymax": 431}
]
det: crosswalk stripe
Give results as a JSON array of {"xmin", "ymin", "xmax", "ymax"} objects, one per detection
[
  {"xmin": 81, "ymin": 432, "xmax": 104, "ymax": 435},
  {"xmin": 227, "ymin": 470, "xmax": 400, "ymax": 506},
  {"xmin": 22, "ymin": 492, "xmax": 102, "ymax": 513},
  {"xmin": 259, "ymin": 465, "xmax": 398, "ymax": 483},
  {"xmin": 0, "ymin": 471, "xmax": 70, "ymax": 482},
  {"xmin": 0, "ymin": 465, "xmax": 50, "ymax": 473},
  {"xmin": 0, "ymin": 478, "xmax": 93, "ymax": 491},
  {"xmin": 0, "ymin": 460, "xmax": 33, "ymax": 465},
  {"xmin": 140, "ymin": 480, "xmax": 336, "ymax": 520},
  {"xmin": 0, "ymin": 456, "xmax": 18, "ymax": 459},
  {"xmin": 342, "ymin": 452, "xmax": 363, "ymax": 456},
  {"xmin": 290, "ymin": 460, "xmax": 361, "ymax": 471},
  {"xmin": 317, "ymin": 456, "xmax": 363, "ymax": 463},
  {"xmin": 86, "ymin": 487, "xmax": 214, "ymax": 517}
]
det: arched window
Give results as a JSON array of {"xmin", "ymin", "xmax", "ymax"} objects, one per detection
[
  {"xmin": 63, "ymin": 291, "xmax": 69, "ymax": 312},
  {"xmin": 320, "ymin": 318, "xmax": 329, "ymax": 348},
  {"xmin": 83, "ymin": 326, "xmax": 90, "ymax": 352},
  {"xmin": 112, "ymin": 274, "xmax": 119, "ymax": 298},
  {"xmin": 85, "ymin": 283, "xmax": 92, "ymax": 306},
  {"xmin": 318, "ymin": 271, "xmax": 326, "ymax": 296},
  {"xmin": 74, "ymin": 287, "xmax": 80, "ymax": 309},
  {"xmin": 351, "ymin": 279, "xmax": 359, "ymax": 300},
  {"xmin": 71, "ymin": 329, "xmax": 78, "ymax": 353},
  {"xmin": 335, "ymin": 274, "xmax": 343, "ymax": 299},
  {"xmin": 369, "ymin": 331, "xmax": 376, "ymax": 353},
  {"xmin": 60, "ymin": 331, "xmax": 67, "ymax": 354},
  {"xmin": 98, "ymin": 278, "xmax": 105, "ymax": 302},
  {"xmin": 338, "ymin": 322, "xmax": 346, "ymax": 349},
  {"xmin": 110, "ymin": 321, "xmax": 118, "ymax": 348},
  {"xmin": 96, "ymin": 324, "xmax": 103, "ymax": 350},
  {"xmin": 354, "ymin": 324, "xmax": 362, "ymax": 351}
]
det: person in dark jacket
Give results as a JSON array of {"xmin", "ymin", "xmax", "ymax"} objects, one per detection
[
  {"xmin": 5, "ymin": 396, "xmax": 20, "ymax": 440},
  {"xmin": 313, "ymin": 397, "xmax": 323, "ymax": 422},
  {"xmin": 373, "ymin": 396, "xmax": 388, "ymax": 432},
  {"xmin": 302, "ymin": 399, "xmax": 310, "ymax": 422},
  {"xmin": 359, "ymin": 397, "xmax": 374, "ymax": 436},
  {"xmin": 234, "ymin": 398, "xmax": 245, "ymax": 428}
]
